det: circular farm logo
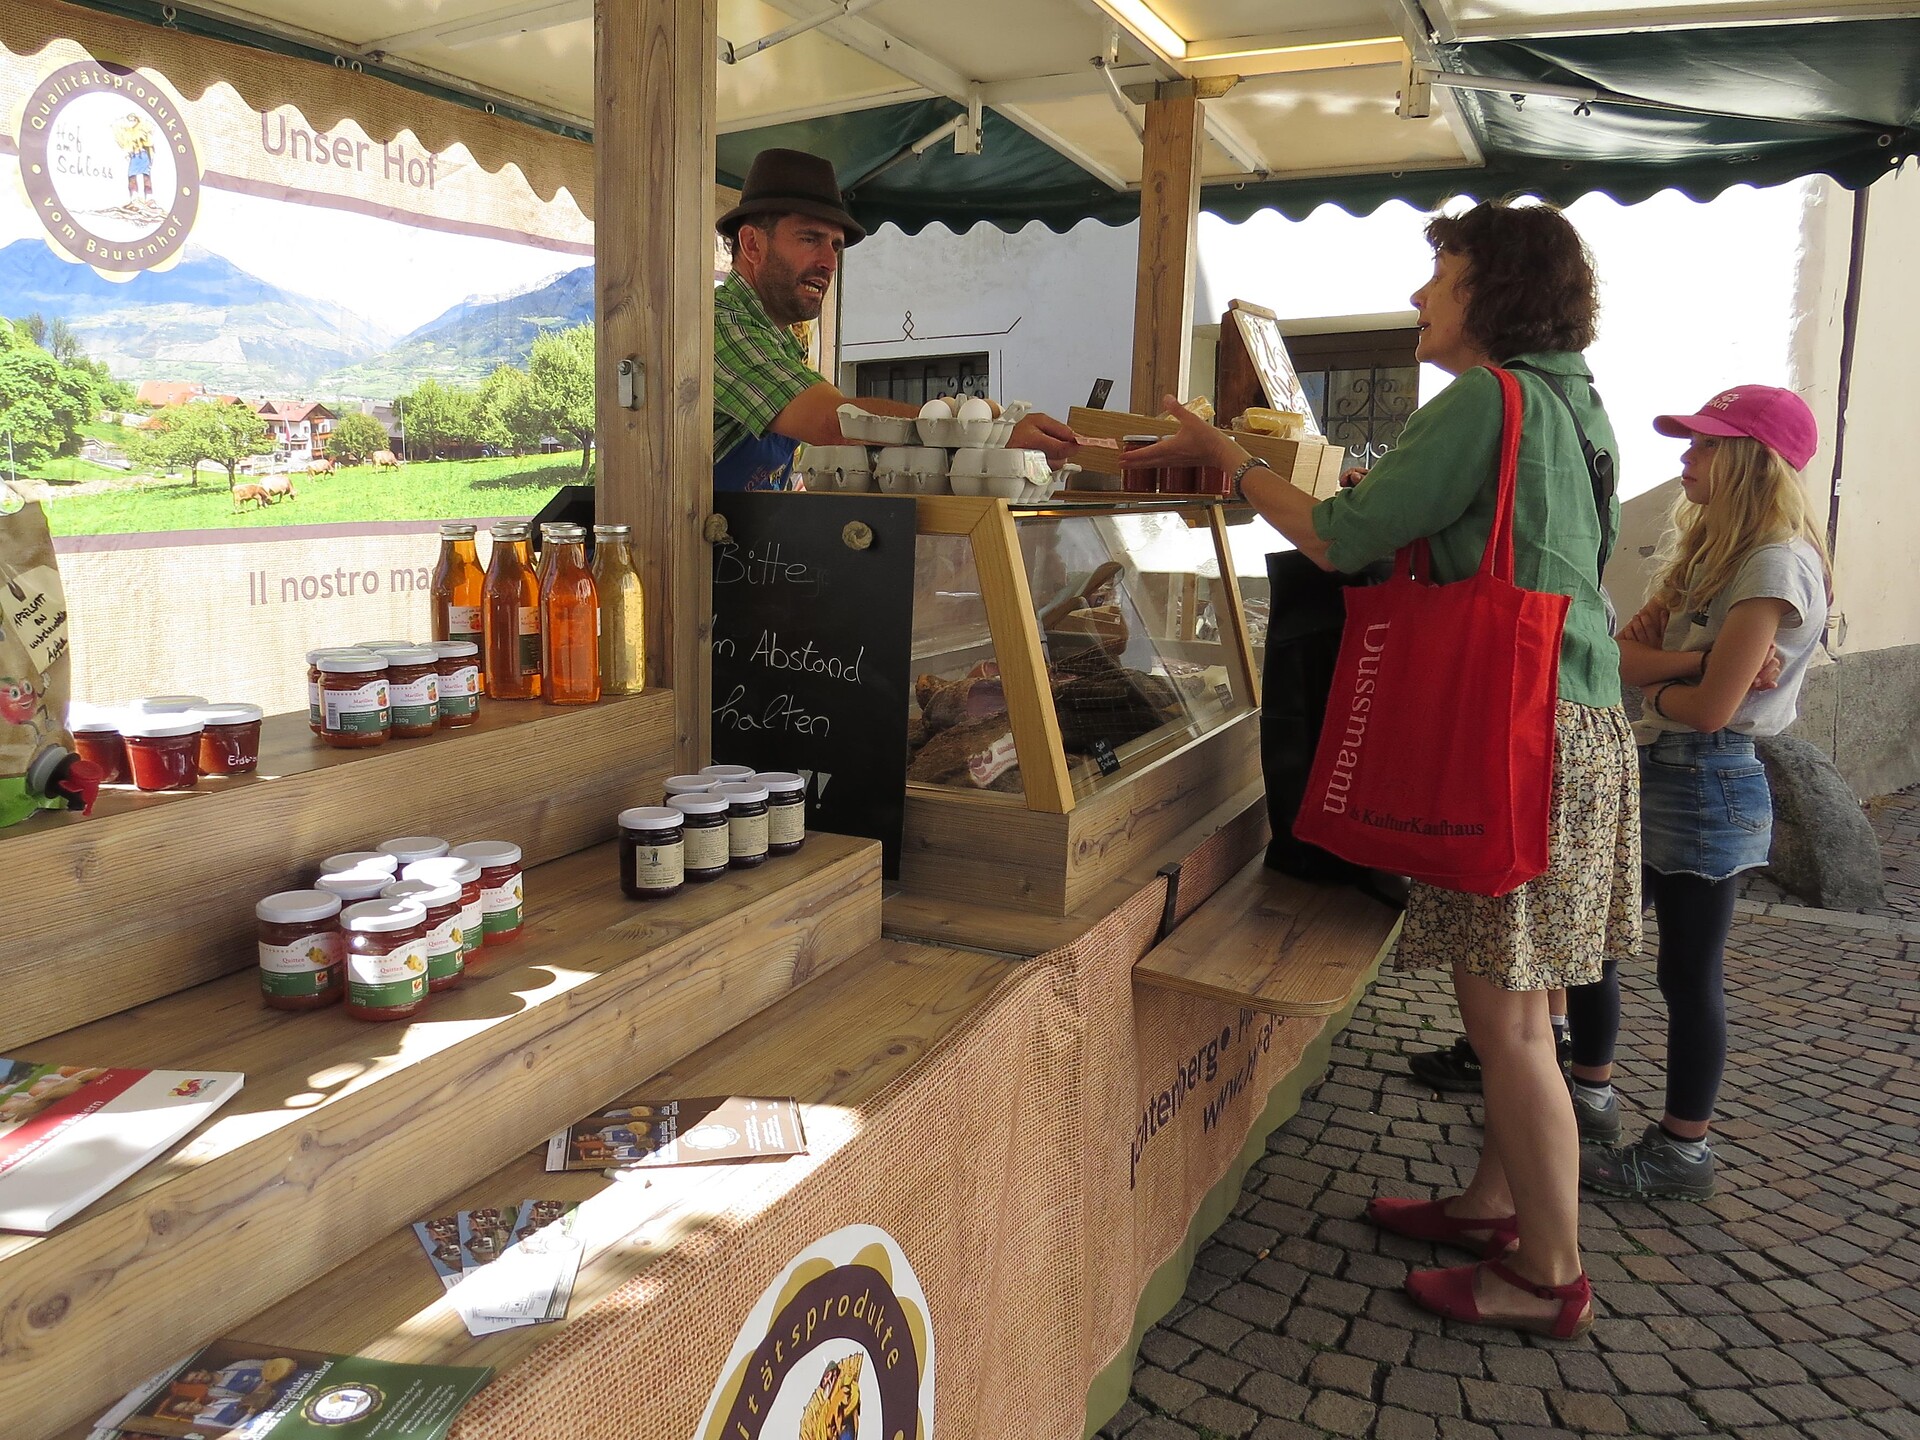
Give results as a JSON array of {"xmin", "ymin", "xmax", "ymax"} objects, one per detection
[
  {"xmin": 15, "ymin": 60, "xmax": 200, "ymax": 274},
  {"xmin": 303, "ymin": 1381, "xmax": 384, "ymax": 1425},
  {"xmin": 696, "ymin": 1224, "xmax": 935, "ymax": 1440}
]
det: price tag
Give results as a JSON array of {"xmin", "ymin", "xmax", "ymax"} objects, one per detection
[{"xmin": 1089, "ymin": 737, "xmax": 1121, "ymax": 776}]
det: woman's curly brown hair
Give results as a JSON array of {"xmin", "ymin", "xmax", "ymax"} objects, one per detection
[{"xmin": 1425, "ymin": 200, "xmax": 1598, "ymax": 358}]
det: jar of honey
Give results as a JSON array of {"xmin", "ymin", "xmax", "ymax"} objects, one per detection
[
  {"xmin": 121, "ymin": 715, "xmax": 203, "ymax": 791},
  {"xmin": 403, "ymin": 856, "xmax": 484, "ymax": 967},
  {"xmin": 432, "ymin": 522, "xmax": 484, "ymax": 645},
  {"xmin": 377, "ymin": 647, "xmax": 440, "ymax": 738},
  {"xmin": 256, "ymin": 889, "xmax": 345, "ymax": 1011},
  {"xmin": 448, "ymin": 840, "xmax": 524, "ymax": 945},
  {"xmin": 539, "ymin": 522, "xmax": 600, "ymax": 705},
  {"xmin": 483, "ymin": 522, "xmax": 541, "ymax": 700},
  {"xmin": 382, "ymin": 878, "xmax": 465, "ymax": 991},
  {"xmin": 339, "ymin": 898, "xmax": 429, "ymax": 1021},
  {"xmin": 319, "ymin": 653, "xmax": 390, "ymax": 748},
  {"xmin": 194, "ymin": 703, "xmax": 263, "ymax": 775},
  {"xmin": 431, "ymin": 640, "xmax": 481, "ymax": 729}
]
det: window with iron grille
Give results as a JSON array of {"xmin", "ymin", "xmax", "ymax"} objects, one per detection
[
  {"xmin": 1287, "ymin": 329, "xmax": 1420, "ymax": 469},
  {"xmin": 854, "ymin": 354, "xmax": 991, "ymax": 407}
]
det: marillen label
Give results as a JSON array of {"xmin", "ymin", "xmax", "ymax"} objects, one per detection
[
  {"xmin": 390, "ymin": 675, "xmax": 439, "ymax": 728},
  {"xmin": 325, "ymin": 681, "xmax": 390, "ymax": 733}
]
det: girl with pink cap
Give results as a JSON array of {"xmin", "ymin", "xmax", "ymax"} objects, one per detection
[{"xmin": 1564, "ymin": 384, "xmax": 1831, "ymax": 1201}]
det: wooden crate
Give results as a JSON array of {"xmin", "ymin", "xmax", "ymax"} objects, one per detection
[{"xmin": 1067, "ymin": 405, "xmax": 1347, "ymax": 497}]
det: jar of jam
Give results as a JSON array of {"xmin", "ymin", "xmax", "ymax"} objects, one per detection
[
  {"xmin": 403, "ymin": 856, "xmax": 483, "ymax": 967},
  {"xmin": 449, "ymin": 840, "xmax": 524, "ymax": 945},
  {"xmin": 382, "ymin": 878, "xmax": 465, "ymax": 991},
  {"xmin": 121, "ymin": 715, "xmax": 203, "ymax": 791},
  {"xmin": 1122, "ymin": 436, "xmax": 1163, "ymax": 494},
  {"xmin": 70, "ymin": 718, "xmax": 128, "ymax": 785},
  {"xmin": 132, "ymin": 694, "xmax": 208, "ymax": 715},
  {"xmin": 316, "ymin": 864, "xmax": 398, "ymax": 904},
  {"xmin": 339, "ymin": 898, "xmax": 429, "ymax": 1021},
  {"xmin": 431, "ymin": 640, "xmax": 481, "ymax": 729},
  {"xmin": 700, "ymin": 763, "xmax": 756, "ymax": 784},
  {"xmin": 319, "ymin": 653, "xmax": 390, "ymax": 748},
  {"xmin": 379, "ymin": 836, "xmax": 449, "ymax": 866},
  {"xmin": 378, "ymin": 646, "xmax": 440, "ymax": 738},
  {"xmin": 320, "ymin": 849, "xmax": 399, "ymax": 879},
  {"xmin": 618, "ymin": 806, "xmax": 684, "ymax": 899},
  {"xmin": 756, "ymin": 771, "xmax": 808, "ymax": 855},
  {"xmin": 194, "ymin": 703, "xmax": 263, "ymax": 775},
  {"xmin": 668, "ymin": 792, "xmax": 731, "ymax": 882},
  {"xmin": 715, "ymin": 782, "xmax": 770, "ymax": 868},
  {"xmin": 255, "ymin": 889, "xmax": 345, "ymax": 1011},
  {"xmin": 663, "ymin": 773, "xmax": 717, "ymax": 799},
  {"xmin": 308, "ymin": 649, "xmax": 374, "ymax": 733}
]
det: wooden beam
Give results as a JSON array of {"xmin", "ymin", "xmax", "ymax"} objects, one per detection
[
  {"xmin": 596, "ymin": 0, "xmax": 716, "ymax": 771},
  {"xmin": 1129, "ymin": 95, "xmax": 1203, "ymax": 415}
]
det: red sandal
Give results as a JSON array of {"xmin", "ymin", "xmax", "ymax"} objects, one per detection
[
  {"xmin": 1405, "ymin": 1258, "xmax": 1594, "ymax": 1339},
  {"xmin": 1365, "ymin": 1196, "xmax": 1519, "ymax": 1258}
]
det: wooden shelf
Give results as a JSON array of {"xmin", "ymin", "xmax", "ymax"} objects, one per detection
[
  {"xmin": 5, "ymin": 831, "xmax": 882, "ymax": 1440},
  {"xmin": 2, "ymin": 691, "xmax": 678, "ymax": 1049},
  {"xmin": 1133, "ymin": 853, "xmax": 1400, "ymax": 1015}
]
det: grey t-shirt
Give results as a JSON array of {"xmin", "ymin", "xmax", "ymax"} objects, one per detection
[{"xmin": 1640, "ymin": 537, "xmax": 1828, "ymax": 738}]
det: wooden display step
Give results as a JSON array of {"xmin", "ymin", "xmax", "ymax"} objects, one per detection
[
  {"xmin": 48, "ymin": 938, "xmax": 1013, "ymax": 1440},
  {"xmin": 1133, "ymin": 854, "xmax": 1400, "ymax": 1015},
  {"xmin": 2, "ymin": 690, "xmax": 679, "ymax": 1050},
  {"xmin": 4, "ymin": 831, "xmax": 881, "ymax": 1440}
]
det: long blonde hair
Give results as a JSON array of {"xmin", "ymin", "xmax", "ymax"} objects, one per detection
[{"xmin": 1650, "ymin": 434, "xmax": 1832, "ymax": 617}]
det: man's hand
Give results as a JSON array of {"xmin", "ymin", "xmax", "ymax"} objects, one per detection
[{"xmin": 1011, "ymin": 413, "xmax": 1078, "ymax": 468}]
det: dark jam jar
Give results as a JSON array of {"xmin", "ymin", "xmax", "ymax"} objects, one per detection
[
  {"xmin": 714, "ymin": 782, "xmax": 769, "ymax": 869},
  {"xmin": 255, "ymin": 889, "xmax": 344, "ymax": 1011},
  {"xmin": 667, "ymin": 792, "xmax": 731, "ymax": 881},
  {"xmin": 339, "ymin": 898, "xmax": 428, "ymax": 1021},
  {"xmin": 382, "ymin": 878, "xmax": 465, "ymax": 991},
  {"xmin": 755, "ymin": 771, "xmax": 807, "ymax": 855},
  {"xmin": 618, "ymin": 806, "xmax": 684, "ymax": 899}
]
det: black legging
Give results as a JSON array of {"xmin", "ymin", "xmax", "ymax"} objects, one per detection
[{"xmin": 1565, "ymin": 865, "xmax": 1738, "ymax": 1125}]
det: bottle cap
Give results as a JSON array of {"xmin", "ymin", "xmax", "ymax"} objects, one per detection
[
  {"xmin": 668, "ymin": 792, "xmax": 729, "ymax": 816},
  {"xmin": 403, "ymin": 855, "xmax": 482, "ymax": 885},
  {"xmin": 383, "ymin": 877, "xmax": 463, "ymax": 908},
  {"xmin": 256, "ymin": 890, "xmax": 343, "ymax": 924},
  {"xmin": 619, "ymin": 805, "xmax": 683, "ymax": 830},
  {"xmin": 449, "ymin": 839, "xmax": 523, "ymax": 867},
  {"xmin": 379, "ymin": 836, "xmax": 450, "ymax": 863},
  {"xmin": 340, "ymin": 898, "xmax": 429, "ymax": 933}
]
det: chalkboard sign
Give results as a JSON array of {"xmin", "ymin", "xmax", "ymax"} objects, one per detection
[{"xmin": 710, "ymin": 492, "xmax": 917, "ymax": 876}]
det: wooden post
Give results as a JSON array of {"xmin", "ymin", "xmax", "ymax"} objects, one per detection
[
  {"xmin": 1129, "ymin": 95, "xmax": 1204, "ymax": 415},
  {"xmin": 595, "ymin": 0, "xmax": 717, "ymax": 771}
]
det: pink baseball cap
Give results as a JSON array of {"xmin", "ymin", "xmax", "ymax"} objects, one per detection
[{"xmin": 1654, "ymin": 385, "xmax": 1818, "ymax": 470}]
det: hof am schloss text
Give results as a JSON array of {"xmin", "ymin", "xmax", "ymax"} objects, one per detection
[{"xmin": 246, "ymin": 565, "xmax": 432, "ymax": 606}]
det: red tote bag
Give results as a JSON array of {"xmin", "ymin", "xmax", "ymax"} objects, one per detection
[{"xmin": 1291, "ymin": 367, "xmax": 1568, "ymax": 897}]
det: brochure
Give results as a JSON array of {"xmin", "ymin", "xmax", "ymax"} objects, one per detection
[
  {"xmin": 410, "ymin": 1198, "xmax": 582, "ymax": 1338},
  {"xmin": 544, "ymin": 1095, "xmax": 805, "ymax": 1174},
  {"xmin": 93, "ymin": 1337, "xmax": 490, "ymax": 1439},
  {"xmin": 0, "ymin": 1056, "xmax": 244, "ymax": 1232}
]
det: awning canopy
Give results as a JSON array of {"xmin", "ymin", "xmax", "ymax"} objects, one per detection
[{"xmin": 46, "ymin": 0, "xmax": 1920, "ymax": 228}]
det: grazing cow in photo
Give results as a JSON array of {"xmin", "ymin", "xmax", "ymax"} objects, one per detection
[
  {"xmin": 232, "ymin": 483, "xmax": 270, "ymax": 512},
  {"xmin": 261, "ymin": 475, "xmax": 297, "ymax": 504},
  {"xmin": 308, "ymin": 457, "xmax": 335, "ymax": 476},
  {"xmin": 370, "ymin": 449, "xmax": 400, "ymax": 469}
]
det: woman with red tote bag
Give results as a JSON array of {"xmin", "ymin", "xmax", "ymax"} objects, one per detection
[{"xmin": 1125, "ymin": 201, "xmax": 1638, "ymax": 1339}]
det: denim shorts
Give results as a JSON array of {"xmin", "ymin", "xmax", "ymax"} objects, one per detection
[{"xmin": 1638, "ymin": 730, "xmax": 1774, "ymax": 880}]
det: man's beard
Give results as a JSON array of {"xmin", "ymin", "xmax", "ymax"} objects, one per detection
[{"xmin": 755, "ymin": 254, "xmax": 826, "ymax": 325}]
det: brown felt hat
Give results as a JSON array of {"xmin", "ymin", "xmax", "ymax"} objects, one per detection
[{"xmin": 718, "ymin": 148, "xmax": 866, "ymax": 246}]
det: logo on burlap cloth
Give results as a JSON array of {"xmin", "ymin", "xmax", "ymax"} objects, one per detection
[{"xmin": 696, "ymin": 1224, "xmax": 935, "ymax": 1440}]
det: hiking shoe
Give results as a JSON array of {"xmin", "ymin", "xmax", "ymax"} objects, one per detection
[
  {"xmin": 1569, "ymin": 1082, "xmax": 1623, "ymax": 1146},
  {"xmin": 1582, "ymin": 1123, "xmax": 1716, "ymax": 1200},
  {"xmin": 1407, "ymin": 1037, "xmax": 1483, "ymax": 1093}
]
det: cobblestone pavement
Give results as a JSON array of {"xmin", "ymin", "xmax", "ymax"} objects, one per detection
[{"xmin": 1101, "ymin": 882, "xmax": 1920, "ymax": 1439}]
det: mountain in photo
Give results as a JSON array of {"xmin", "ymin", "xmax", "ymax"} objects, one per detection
[
  {"xmin": 321, "ymin": 263, "xmax": 594, "ymax": 397},
  {"xmin": 0, "ymin": 238, "xmax": 395, "ymax": 393}
]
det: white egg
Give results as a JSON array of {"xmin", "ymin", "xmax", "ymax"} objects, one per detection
[
  {"xmin": 919, "ymin": 399, "xmax": 949, "ymax": 420},
  {"xmin": 957, "ymin": 397, "xmax": 994, "ymax": 422}
]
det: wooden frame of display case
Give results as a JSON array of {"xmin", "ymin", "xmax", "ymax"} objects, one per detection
[{"xmin": 901, "ymin": 494, "xmax": 1265, "ymax": 916}]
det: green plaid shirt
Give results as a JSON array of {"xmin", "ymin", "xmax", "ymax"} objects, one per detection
[{"xmin": 713, "ymin": 272, "xmax": 819, "ymax": 466}]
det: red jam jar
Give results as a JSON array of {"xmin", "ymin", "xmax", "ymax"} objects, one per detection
[
  {"xmin": 255, "ymin": 889, "xmax": 345, "ymax": 1012},
  {"xmin": 121, "ymin": 715, "xmax": 203, "ymax": 791},
  {"xmin": 374, "ymin": 646, "xmax": 440, "ymax": 739},
  {"xmin": 70, "ymin": 719, "xmax": 129, "ymax": 785},
  {"xmin": 448, "ymin": 840, "xmax": 523, "ymax": 945},
  {"xmin": 431, "ymin": 640, "xmax": 481, "ymax": 729},
  {"xmin": 132, "ymin": 694, "xmax": 208, "ymax": 715},
  {"xmin": 379, "ymin": 836, "xmax": 450, "ymax": 867},
  {"xmin": 382, "ymin": 877, "xmax": 465, "ymax": 991},
  {"xmin": 319, "ymin": 653, "xmax": 390, "ymax": 749},
  {"xmin": 194, "ymin": 703, "xmax": 263, "ymax": 775},
  {"xmin": 403, "ymin": 856, "xmax": 484, "ymax": 969},
  {"xmin": 316, "ymin": 852, "xmax": 400, "ymax": 905},
  {"xmin": 339, "ymin": 898, "xmax": 429, "ymax": 1021},
  {"xmin": 1121, "ymin": 436, "xmax": 1162, "ymax": 494},
  {"xmin": 308, "ymin": 649, "xmax": 373, "ymax": 733}
]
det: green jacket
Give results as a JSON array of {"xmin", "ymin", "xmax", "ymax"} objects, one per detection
[{"xmin": 1310, "ymin": 352, "xmax": 1622, "ymax": 708}]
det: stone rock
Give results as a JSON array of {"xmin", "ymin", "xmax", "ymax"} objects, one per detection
[{"xmin": 1756, "ymin": 735, "xmax": 1886, "ymax": 911}]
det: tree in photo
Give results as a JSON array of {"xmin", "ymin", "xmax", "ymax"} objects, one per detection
[
  {"xmin": 528, "ymin": 324, "xmax": 595, "ymax": 476},
  {"xmin": 0, "ymin": 326, "xmax": 99, "ymax": 471},
  {"xmin": 142, "ymin": 401, "xmax": 273, "ymax": 489},
  {"xmin": 395, "ymin": 380, "xmax": 484, "ymax": 460},
  {"xmin": 327, "ymin": 412, "xmax": 392, "ymax": 465},
  {"xmin": 478, "ymin": 363, "xmax": 544, "ymax": 456}
]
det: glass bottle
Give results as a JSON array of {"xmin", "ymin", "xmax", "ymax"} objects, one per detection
[
  {"xmin": 431, "ymin": 523, "xmax": 484, "ymax": 644},
  {"xmin": 592, "ymin": 523, "xmax": 647, "ymax": 694},
  {"xmin": 482, "ymin": 520, "xmax": 541, "ymax": 699},
  {"xmin": 540, "ymin": 522, "xmax": 600, "ymax": 704}
]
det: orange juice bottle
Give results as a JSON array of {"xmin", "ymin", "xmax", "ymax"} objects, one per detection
[
  {"xmin": 482, "ymin": 521, "xmax": 540, "ymax": 699},
  {"xmin": 539, "ymin": 522, "xmax": 600, "ymax": 704},
  {"xmin": 431, "ymin": 523, "xmax": 484, "ymax": 644}
]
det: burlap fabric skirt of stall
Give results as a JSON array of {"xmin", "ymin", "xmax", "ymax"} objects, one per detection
[{"xmin": 1396, "ymin": 700, "xmax": 1640, "ymax": 991}]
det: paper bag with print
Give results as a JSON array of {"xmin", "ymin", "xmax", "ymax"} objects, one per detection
[{"xmin": 0, "ymin": 495, "xmax": 73, "ymax": 821}]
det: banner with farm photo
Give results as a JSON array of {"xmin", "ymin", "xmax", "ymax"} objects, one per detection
[{"xmin": 0, "ymin": 5, "xmax": 597, "ymax": 710}]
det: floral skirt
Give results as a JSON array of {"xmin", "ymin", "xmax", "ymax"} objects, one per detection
[{"xmin": 1395, "ymin": 701, "xmax": 1641, "ymax": 992}]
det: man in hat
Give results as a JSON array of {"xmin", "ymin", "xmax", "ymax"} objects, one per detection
[{"xmin": 714, "ymin": 147, "xmax": 1077, "ymax": 492}]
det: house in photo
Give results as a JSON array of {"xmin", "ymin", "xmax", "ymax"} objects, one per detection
[
  {"xmin": 135, "ymin": 380, "xmax": 241, "ymax": 408},
  {"xmin": 256, "ymin": 400, "xmax": 337, "ymax": 463}
]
